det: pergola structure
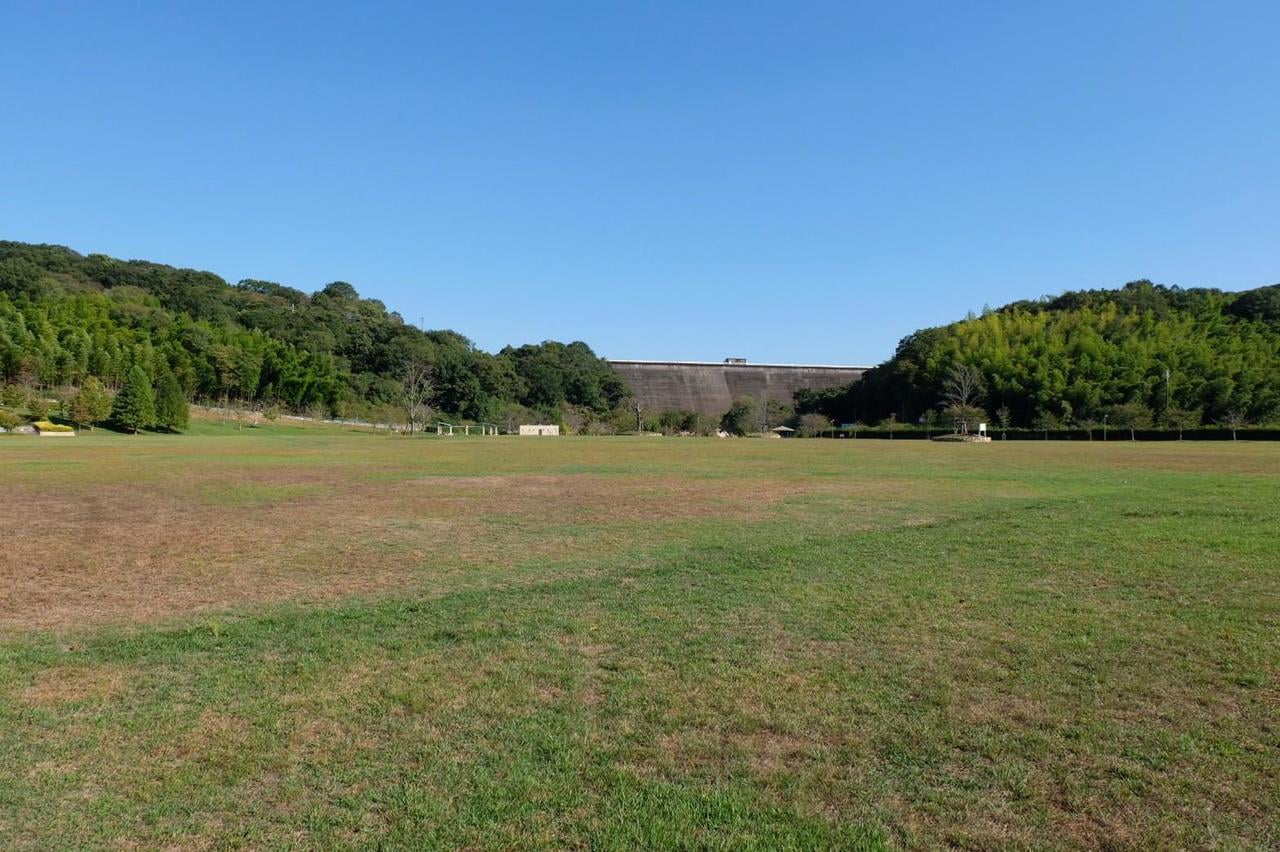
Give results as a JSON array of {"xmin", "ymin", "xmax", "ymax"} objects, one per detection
[{"xmin": 437, "ymin": 421, "xmax": 499, "ymax": 436}]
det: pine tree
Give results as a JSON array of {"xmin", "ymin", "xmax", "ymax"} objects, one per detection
[
  {"xmin": 70, "ymin": 376, "xmax": 112, "ymax": 430},
  {"xmin": 112, "ymin": 366, "xmax": 156, "ymax": 433},
  {"xmin": 154, "ymin": 369, "xmax": 189, "ymax": 431}
]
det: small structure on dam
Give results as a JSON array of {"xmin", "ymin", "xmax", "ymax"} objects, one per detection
[{"xmin": 608, "ymin": 358, "xmax": 871, "ymax": 416}]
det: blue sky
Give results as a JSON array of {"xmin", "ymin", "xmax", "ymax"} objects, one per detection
[{"xmin": 3, "ymin": 1, "xmax": 1278, "ymax": 364}]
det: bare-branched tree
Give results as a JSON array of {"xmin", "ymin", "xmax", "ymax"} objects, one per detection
[
  {"xmin": 941, "ymin": 363, "xmax": 986, "ymax": 433},
  {"xmin": 401, "ymin": 359, "xmax": 435, "ymax": 435},
  {"xmin": 1219, "ymin": 408, "xmax": 1247, "ymax": 441}
]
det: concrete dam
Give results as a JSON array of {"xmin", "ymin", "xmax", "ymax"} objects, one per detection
[{"xmin": 608, "ymin": 359, "xmax": 871, "ymax": 416}]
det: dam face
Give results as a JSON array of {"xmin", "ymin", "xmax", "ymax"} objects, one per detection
[{"xmin": 608, "ymin": 359, "xmax": 869, "ymax": 416}]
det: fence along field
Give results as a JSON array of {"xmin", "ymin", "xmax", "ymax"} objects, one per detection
[{"xmin": 1, "ymin": 418, "xmax": 1277, "ymax": 848}]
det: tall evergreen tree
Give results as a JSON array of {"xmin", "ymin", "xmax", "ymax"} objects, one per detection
[
  {"xmin": 154, "ymin": 368, "xmax": 189, "ymax": 431},
  {"xmin": 112, "ymin": 365, "xmax": 156, "ymax": 433}
]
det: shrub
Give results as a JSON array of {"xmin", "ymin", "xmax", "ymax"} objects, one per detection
[
  {"xmin": 0, "ymin": 409, "xmax": 21, "ymax": 430},
  {"xmin": 34, "ymin": 421, "xmax": 75, "ymax": 432},
  {"xmin": 0, "ymin": 385, "xmax": 26, "ymax": 408}
]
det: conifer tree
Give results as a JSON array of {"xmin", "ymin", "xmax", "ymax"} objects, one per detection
[
  {"xmin": 112, "ymin": 366, "xmax": 156, "ymax": 433},
  {"xmin": 70, "ymin": 376, "xmax": 112, "ymax": 430},
  {"xmin": 154, "ymin": 369, "xmax": 189, "ymax": 431}
]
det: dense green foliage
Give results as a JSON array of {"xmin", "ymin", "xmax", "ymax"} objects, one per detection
[
  {"xmin": 0, "ymin": 241, "xmax": 628, "ymax": 422},
  {"xmin": 8, "ymin": 241, "xmax": 1276, "ymax": 435},
  {"xmin": 798, "ymin": 280, "xmax": 1280, "ymax": 428},
  {"xmin": 68, "ymin": 376, "xmax": 112, "ymax": 429},
  {"xmin": 111, "ymin": 365, "xmax": 156, "ymax": 433},
  {"xmin": 155, "ymin": 369, "xmax": 190, "ymax": 431}
]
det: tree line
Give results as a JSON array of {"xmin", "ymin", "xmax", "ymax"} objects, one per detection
[
  {"xmin": 794, "ymin": 280, "xmax": 1280, "ymax": 433},
  {"xmin": 6, "ymin": 242, "xmax": 1277, "ymax": 438},
  {"xmin": 0, "ymin": 241, "xmax": 630, "ymax": 430}
]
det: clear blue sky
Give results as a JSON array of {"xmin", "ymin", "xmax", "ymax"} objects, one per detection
[{"xmin": 4, "ymin": 2, "xmax": 1278, "ymax": 365}]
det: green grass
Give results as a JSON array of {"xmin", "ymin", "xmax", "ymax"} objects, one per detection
[{"xmin": 1, "ymin": 423, "xmax": 1277, "ymax": 848}]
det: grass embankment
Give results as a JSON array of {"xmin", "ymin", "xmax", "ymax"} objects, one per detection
[{"xmin": 1, "ymin": 424, "xmax": 1277, "ymax": 848}]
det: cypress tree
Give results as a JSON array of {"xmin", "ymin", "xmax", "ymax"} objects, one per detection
[
  {"xmin": 154, "ymin": 369, "xmax": 189, "ymax": 431},
  {"xmin": 112, "ymin": 366, "xmax": 156, "ymax": 433}
]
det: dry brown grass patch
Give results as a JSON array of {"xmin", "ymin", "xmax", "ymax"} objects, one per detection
[
  {"xmin": 0, "ymin": 468, "xmax": 818, "ymax": 631},
  {"xmin": 22, "ymin": 664, "xmax": 132, "ymax": 706}
]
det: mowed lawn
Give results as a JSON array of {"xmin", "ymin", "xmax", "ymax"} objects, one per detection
[{"xmin": 1, "ymin": 423, "xmax": 1277, "ymax": 849}]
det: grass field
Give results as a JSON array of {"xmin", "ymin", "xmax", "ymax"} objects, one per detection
[{"xmin": 2, "ymin": 421, "xmax": 1277, "ymax": 849}]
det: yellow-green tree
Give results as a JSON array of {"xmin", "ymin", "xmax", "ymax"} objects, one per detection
[{"xmin": 69, "ymin": 376, "xmax": 112, "ymax": 429}]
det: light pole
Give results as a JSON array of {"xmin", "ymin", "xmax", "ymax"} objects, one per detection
[
  {"xmin": 1164, "ymin": 367, "xmax": 1171, "ymax": 425},
  {"xmin": 1102, "ymin": 414, "xmax": 1108, "ymax": 442}
]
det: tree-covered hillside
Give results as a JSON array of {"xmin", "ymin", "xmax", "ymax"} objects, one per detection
[
  {"xmin": 0, "ymin": 241, "xmax": 628, "ymax": 424},
  {"xmin": 798, "ymin": 280, "xmax": 1280, "ymax": 429}
]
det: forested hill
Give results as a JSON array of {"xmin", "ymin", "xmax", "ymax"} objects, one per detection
[
  {"xmin": 798, "ymin": 280, "xmax": 1280, "ymax": 428},
  {"xmin": 0, "ymin": 241, "xmax": 628, "ymax": 422}
]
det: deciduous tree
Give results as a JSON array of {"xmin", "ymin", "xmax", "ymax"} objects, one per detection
[
  {"xmin": 1165, "ymin": 406, "xmax": 1200, "ymax": 440},
  {"xmin": 1219, "ymin": 408, "xmax": 1247, "ymax": 441},
  {"xmin": 797, "ymin": 413, "xmax": 832, "ymax": 437},
  {"xmin": 995, "ymin": 405, "xmax": 1012, "ymax": 440},
  {"xmin": 1108, "ymin": 400, "xmax": 1153, "ymax": 441},
  {"xmin": 942, "ymin": 404, "xmax": 986, "ymax": 435},
  {"xmin": 400, "ymin": 359, "xmax": 434, "ymax": 435},
  {"xmin": 942, "ymin": 363, "xmax": 985, "ymax": 411},
  {"xmin": 1032, "ymin": 410, "xmax": 1062, "ymax": 440}
]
